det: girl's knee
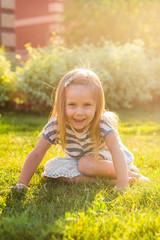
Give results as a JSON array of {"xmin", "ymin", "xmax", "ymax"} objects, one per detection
[
  {"xmin": 78, "ymin": 157, "xmax": 94, "ymax": 176},
  {"xmin": 78, "ymin": 160, "xmax": 85, "ymax": 174}
]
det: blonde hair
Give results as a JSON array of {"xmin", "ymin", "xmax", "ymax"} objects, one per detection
[{"xmin": 50, "ymin": 68, "xmax": 118, "ymax": 149}]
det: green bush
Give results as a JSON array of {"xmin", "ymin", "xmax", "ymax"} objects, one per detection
[
  {"xmin": 15, "ymin": 41, "xmax": 160, "ymax": 111},
  {"xmin": 15, "ymin": 44, "xmax": 72, "ymax": 112},
  {"xmin": 63, "ymin": 0, "xmax": 160, "ymax": 51},
  {"xmin": 1, "ymin": 42, "xmax": 160, "ymax": 112},
  {"xmin": 0, "ymin": 48, "xmax": 17, "ymax": 107}
]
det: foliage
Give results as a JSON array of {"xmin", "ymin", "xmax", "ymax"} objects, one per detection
[
  {"xmin": 1, "ymin": 41, "xmax": 160, "ymax": 111},
  {"xmin": 63, "ymin": 0, "xmax": 160, "ymax": 51},
  {"xmin": 15, "ymin": 41, "xmax": 160, "ymax": 111},
  {"xmin": 15, "ymin": 44, "xmax": 70, "ymax": 112},
  {"xmin": 0, "ymin": 48, "xmax": 18, "ymax": 107},
  {"xmin": 0, "ymin": 108, "xmax": 160, "ymax": 239}
]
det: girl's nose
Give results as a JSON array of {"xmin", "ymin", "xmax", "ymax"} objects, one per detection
[{"xmin": 76, "ymin": 107, "xmax": 84, "ymax": 115}]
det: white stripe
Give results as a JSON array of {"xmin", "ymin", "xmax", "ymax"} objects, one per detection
[
  {"xmin": 100, "ymin": 121, "xmax": 111, "ymax": 130},
  {"xmin": 66, "ymin": 127, "xmax": 89, "ymax": 139},
  {"xmin": 15, "ymin": 14, "xmax": 62, "ymax": 27},
  {"xmin": 66, "ymin": 143, "xmax": 81, "ymax": 149}
]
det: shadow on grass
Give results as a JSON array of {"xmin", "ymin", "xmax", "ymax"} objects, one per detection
[
  {"xmin": 0, "ymin": 179, "xmax": 119, "ymax": 239},
  {"xmin": 2, "ymin": 187, "xmax": 28, "ymax": 217},
  {"xmin": 2, "ymin": 178, "xmax": 116, "ymax": 220}
]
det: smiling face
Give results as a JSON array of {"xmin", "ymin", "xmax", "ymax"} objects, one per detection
[{"xmin": 65, "ymin": 84, "xmax": 96, "ymax": 132}]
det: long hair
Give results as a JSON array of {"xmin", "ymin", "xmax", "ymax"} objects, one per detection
[{"xmin": 50, "ymin": 68, "xmax": 118, "ymax": 149}]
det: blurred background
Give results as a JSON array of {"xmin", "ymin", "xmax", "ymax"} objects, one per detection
[
  {"xmin": 0, "ymin": 0, "xmax": 64, "ymax": 52},
  {"xmin": 1, "ymin": 0, "xmax": 160, "ymax": 53},
  {"xmin": 0, "ymin": 0, "xmax": 160, "ymax": 112}
]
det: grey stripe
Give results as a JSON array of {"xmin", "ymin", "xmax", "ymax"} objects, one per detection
[
  {"xmin": 66, "ymin": 139, "xmax": 80, "ymax": 144},
  {"xmin": 100, "ymin": 119, "xmax": 112, "ymax": 127},
  {"xmin": 66, "ymin": 133, "xmax": 90, "ymax": 142},
  {"xmin": 66, "ymin": 148, "xmax": 84, "ymax": 153},
  {"xmin": 42, "ymin": 133, "xmax": 55, "ymax": 144},
  {"xmin": 103, "ymin": 130, "xmax": 114, "ymax": 139},
  {"xmin": 65, "ymin": 152, "xmax": 84, "ymax": 159},
  {"xmin": 46, "ymin": 130, "xmax": 57, "ymax": 137},
  {"xmin": 45, "ymin": 119, "xmax": 57, "ymax": 129},
  {"xmin": 82, "ymin": 142, "xmax": 93, "ymax": 149}
]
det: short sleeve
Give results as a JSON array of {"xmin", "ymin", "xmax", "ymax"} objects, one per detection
[
  {"xmin": 100, "ymin": 114, "xmax": 115, "ymax": 140},
  {"xmin": 41, "ymin": 116, "xmax": 59, "ymax": 145}
]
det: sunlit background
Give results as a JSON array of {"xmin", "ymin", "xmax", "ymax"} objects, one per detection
[
  {"xmin": 1, "ymin": 0, "xmax": 160, "ymax": 52},
  {"xmin": 0, "ymin": 0, "xmax": 160, "ymax": 111}
]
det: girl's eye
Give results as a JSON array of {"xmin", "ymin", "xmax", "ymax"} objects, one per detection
[
  {"xmin": 85, "ymin": 103, "xmax": 92, "ymax": 107},
  {"xmin": 68, "ymin": 103, "xmax": 75, "ymax": 106}
]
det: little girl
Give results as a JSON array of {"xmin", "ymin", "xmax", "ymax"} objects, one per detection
[{"xmin": 16, "ymin": 68, "xmax": 149, "ymax": 191}]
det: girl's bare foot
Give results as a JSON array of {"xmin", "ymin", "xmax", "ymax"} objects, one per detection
[
  {"xmin": 128, "ymin": 177, "xmax": 136, "ymax": 183},
  {"xmin": 137, "ymin": 174, "xmax": 150, "ymax": 182}
]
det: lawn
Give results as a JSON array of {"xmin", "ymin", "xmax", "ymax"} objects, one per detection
[{"xmin": 0, "ymin": 107, "xmax": 160, "ymax": 240}]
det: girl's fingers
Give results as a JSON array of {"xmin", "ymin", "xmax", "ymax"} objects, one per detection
[
  {"xmin": 14, "ymin": 183, "xmax": 29, "ymax": 191},
  {"xmin": 128, "ymin": 177, "xmax": 136, "ymax": 183}
]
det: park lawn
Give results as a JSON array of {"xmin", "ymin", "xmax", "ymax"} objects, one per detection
[{"xmin": 0, "ymin": 107, "xmax": 160, "ymax": 240}]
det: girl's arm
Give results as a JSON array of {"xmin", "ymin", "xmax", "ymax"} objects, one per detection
[
  {"xmin": 17, "ymin": 136, "xmax": 51, "ymax": 188},
  {"xmin": 105, "ymin": 133, "xmax": 129, "ymax": 190}
]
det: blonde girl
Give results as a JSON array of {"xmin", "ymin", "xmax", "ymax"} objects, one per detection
[{"xmin": 16, "ymin": 68, "xmax": 149, "ymax": 191}]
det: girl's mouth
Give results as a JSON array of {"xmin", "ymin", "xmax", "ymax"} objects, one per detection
[{"xmin": 73, "ymin": 119, "xmax": 85, "ymax": 123}]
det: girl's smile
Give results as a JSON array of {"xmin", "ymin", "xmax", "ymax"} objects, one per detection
[{"xmin": 66, "ymin": 84, "xmax": 96, "ymax": 132}]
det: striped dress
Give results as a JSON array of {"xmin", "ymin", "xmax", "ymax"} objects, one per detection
[{"xmin": 41, "ymin": 113, "xmax": 137, "ymax": 178}]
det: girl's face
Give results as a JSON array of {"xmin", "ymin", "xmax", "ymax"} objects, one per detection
[{"xmin": 66, "ymin": 84, "xmax": 96, "ymax": 132}]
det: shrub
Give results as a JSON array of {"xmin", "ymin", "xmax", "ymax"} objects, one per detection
[
  {"xmin": 63, "ymin": 0, "xmax": 160, "ymax": 52},
  {"xmin": 1, "ymin": 42, "xmax": 159, "ymax": 112},
  {"xmin": 15, "ymin": 41, "xmax": 160, "ymax": 112},
  {"xmin": 149, "ymin": 57, "xmax": 160, "ymax": 103},
  {"xmin": 15, "ymin": 44, "xmax": 70, "ymax": 112},
  {"xmin": 94, "ymin": 40, "xmax": 153, "ymax": 108},
  {"xmin": 0, "ymin": 48, "xmax": 17, "ymax": 107}
]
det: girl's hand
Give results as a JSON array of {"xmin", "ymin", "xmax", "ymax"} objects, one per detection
[
  {"xmin": 114, "ymin": 183, "xmax": 129, "ymax": 192},
  {"xmin": 115, "ymin": 177, "xmax": 137, "ymax": 192},
  {"xmin": 15, "ymin": 183, "xmax": 29, "ymax": 190},
  {"xmin": 114, "ymin": 185, "xmax": 128, "ymax": 192}
]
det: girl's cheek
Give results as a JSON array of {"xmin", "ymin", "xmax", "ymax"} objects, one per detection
[
  {"xmin": 87, "ymin": 108, "xmax": 96, "ymax": 115},
  {"xmin": 66, "ymin": 108, "xmax": 74, "ymax": 116}
]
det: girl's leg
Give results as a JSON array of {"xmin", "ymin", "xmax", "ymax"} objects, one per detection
[
  {"xmin": 42, "ymin": 175, "xmax": 97, "ymax": 183},
  {"xmin": 44, "ymin": 176, "xmax": 118, "ymax": 184},
  {"xmin": 43, "ymin": 175, "xmax": 135, "ymax": 184},
  {"xmin": 56, "ymin": 176, "xmax": 97, "ymax": 183},
  {"xmin": 78, "ymin": 154, "xmax": 141, "ymax": 180}
]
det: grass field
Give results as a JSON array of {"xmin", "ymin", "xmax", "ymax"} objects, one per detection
[{"xmin": 0, "ymin": 107, "xmax": 160, "ymax": 240}]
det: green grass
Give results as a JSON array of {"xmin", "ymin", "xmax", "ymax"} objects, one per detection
[{"xmin": 0, "ymin": 107, "xmax": 160, "ymax": 240}]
